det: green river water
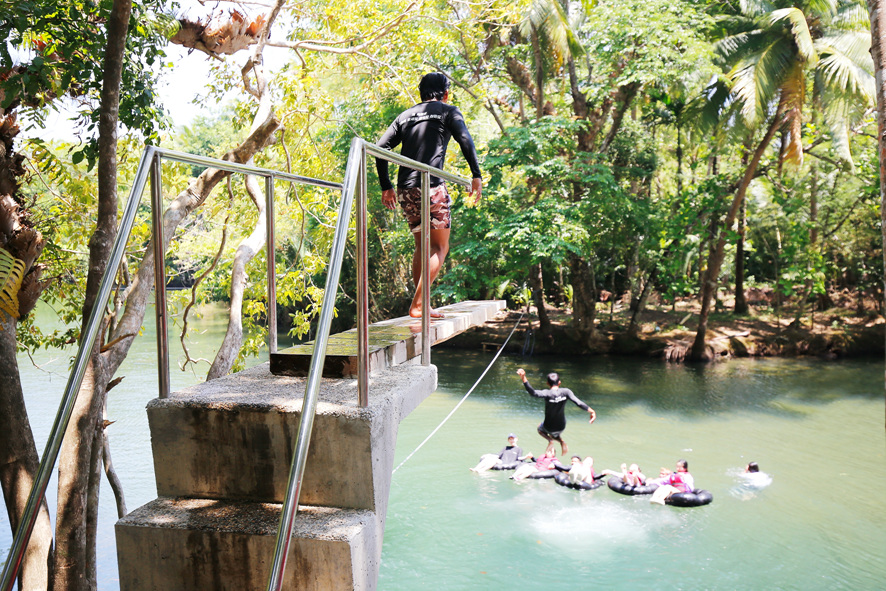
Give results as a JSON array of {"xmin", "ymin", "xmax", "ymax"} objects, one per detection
[{"xmin": 2, "ymin": 306, "xmax": 884, "ymax": 589}]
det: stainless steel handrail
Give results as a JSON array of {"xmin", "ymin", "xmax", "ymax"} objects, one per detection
[
  {"xmin": 357, "ymin": 142, "xmax": 472, "ymax": 399},
  {"xmin": 0, "ymin": 146, "xmax": 340, "ymax": 591},
  {"xmin": 266, "ymin": 137, "xmax": 470, "ymax": 590}
]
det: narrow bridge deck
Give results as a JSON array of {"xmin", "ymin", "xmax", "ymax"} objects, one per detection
[{"xmin": 270, "ymin": 300, "xmax": 505, "ymax": 378}]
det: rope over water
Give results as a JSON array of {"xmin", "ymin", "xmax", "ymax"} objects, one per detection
[{"xmin": 392, "ymin": 311, "xmax": 525, "ymax": 474}]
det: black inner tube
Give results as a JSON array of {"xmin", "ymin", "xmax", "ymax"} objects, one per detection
[
  {"xmin": 665, "ymin": 489, "xmax": 714, "ymax": 507},
  {"xmin": 554, "ymin": 471, "xmax": 604, "ymax": 490},
  {"xmin": 606, "ymin": 477, "xmax": 660, "ymax": 495}
]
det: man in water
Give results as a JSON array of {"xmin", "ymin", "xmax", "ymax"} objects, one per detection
[
  {"xmin": 376, "ymin": 72, "xmax": 483, "ymax": 319},
  {"xmin": 730, "ymin": 461, "xmax": 772, "ymax": 499},
  {"xmin": 470, "ymin": 433, "xmax": 532, "ymax": 472},
  {"xmin": 515, "ymin": 368, "xmax": 596, "ymax": 455}
]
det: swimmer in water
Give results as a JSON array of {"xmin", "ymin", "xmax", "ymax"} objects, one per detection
[
  {"xmin": 730, "ymin": 461, "xmax": 772, "ymax": 499},
  {"xmin": 516, "ymin": 368, "xmax": 596, "ymax": 456}
]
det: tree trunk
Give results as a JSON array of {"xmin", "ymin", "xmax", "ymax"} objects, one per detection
[
  {"xmin": 528, "ymin": 261, "xmax": 552, "ymax": 340},
  {"xmin": 734, "ymin": 196, "xmax": 748, "ymax": 314},
  {"xmin": 0, "ymin": 93, "xmax": 52, "ymax": 591},
  {"xmin": 569, "ymin": 253, "xmax": 597, "ymax": 348},
  {"xmin": 866, "ymin": 0, "xmax": 886, "ymax": 431},
  {"xmin": 0, "ymin": 316, "xmax": 54, "ymax": 591},
  {"xmin": 207, "ymin": 172, "xmax": 268, "ymax": 380},
  {"xmin": 628, "ymin": 267, "xmax": 657, "ymax": 336},
  {"xmin": 54, "ymin": 1, "xmax": 131, "ymax": 586},
  {"xmin": 690, "ymin": 107, "xmax": 786, "ymax": 361},
  {"xmin": 530, "ymin": 25, "xmax": 544, "ymax": 121},
  {"xmin": 676, "ymin": 124, "xmax": 683, "ymax": 194},
  {"xmin": 54, "ymin": 353, "xmax": 108, "ymax": 591}
]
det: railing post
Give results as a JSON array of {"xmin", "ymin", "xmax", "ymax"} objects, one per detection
[
  {"xmin": 266, "ymin": 137, "xmax": 362, "ymax": 591},
  {"xmin": 151, "ymin": 153, "xmax": 170, "ymax": 399},
  {"xmin": 357, "ymin": 145, "xmax": 369, "ymax": 407},
  {"xmin": 266, "ymin": 174, "xmax": 278, "ymax": 354},
  {"xmin": 421, "ymin": 171, "xmax": 430, "ymax": 365}
]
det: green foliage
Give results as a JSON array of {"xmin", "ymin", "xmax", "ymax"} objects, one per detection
[{"xmin": 12, "ymin": 0, "xmax": 884, "ymax": 367}]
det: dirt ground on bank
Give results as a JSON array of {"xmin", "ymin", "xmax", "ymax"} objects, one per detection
[{"xmin": 441, "ymin": 289, "xmax": 886, "ymax": 361}]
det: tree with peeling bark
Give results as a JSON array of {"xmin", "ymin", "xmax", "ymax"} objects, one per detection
[
  {"xmin": 3, "ymin": 0, "xmax": 445, "ymax": 580},
  {"xmin": 1, "ymin": 0, "xmax": 166, "ymax": 586}
]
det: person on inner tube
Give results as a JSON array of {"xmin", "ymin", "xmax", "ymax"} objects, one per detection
[
  {"xmin": 516, "ymin": 368, "xmax": 596, "ymax": 456},
  {"xmin": 470, "ymin": 433, "xmax": 533, "ymax": 472},
  {"xmin": 649, "ymin": 459, "xmax": 695, "ymax": 504},
  {"xmin": 567, "ymin": 455, "xmax": 596, "ymax": 485},
  {"xmin": 602, "ymin": 462, "xmax": 647, "ymax": 486},
  {"xmin": 511, "ymin": 449, "xmax": 566, "ymax": 481}
]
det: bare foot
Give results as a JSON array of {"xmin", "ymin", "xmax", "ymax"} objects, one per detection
[
  {"xmin": 560, "ymin": 442, "xmax": 568, "ymax": 455},
  {"xmin": 409, "ymin": 308, "xmax": 444, "ymax": 319}
]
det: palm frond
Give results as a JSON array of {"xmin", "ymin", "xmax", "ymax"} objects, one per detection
[
  {"xmin": 768, "ymin": 8, "xmax": 818, "ymax": 64},
  {"xmin": 519, "ymin": 0, "xmax": 585, "ymax": 61},
  {"xmin": 740, "ymin": 0, "xmax": 778, "ymax": 18},
  {"xmin": 816, "ymin": 32, "xmax": 875, "ymax": 103},
  {"xmin": 730, "ymin": 35, "xmax": 794, "ymax": 125},
  {"xmin": 831, "ymin": 0, "xmax": 870, "ymax": 30},
  {"xmin": 717, "ymin": 29, "xmax": 766, "ymax": 61},
  {"xmin": 821, "ymin": 91, "xmax": 855, "ymax": 168},
  {"xmin": 803, "ymin": 0, "xmax": 839, "ymax": 19}
]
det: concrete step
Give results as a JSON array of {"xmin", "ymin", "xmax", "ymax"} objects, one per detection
[
  {"xmin": 116, "ymin": 497, "xmax": 378, "ymax": 591},
  {"xmin": 147, "ymin": 362, "xmax": 436, "ymax": 510},
  {"xmin": 270, "ymin": 300, "xmax": 505, "ymax": 377}
]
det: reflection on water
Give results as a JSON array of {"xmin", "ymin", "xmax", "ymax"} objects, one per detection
[{"xmin": 382, "ymin": 350, "xmax": 886, "ymax": 590}]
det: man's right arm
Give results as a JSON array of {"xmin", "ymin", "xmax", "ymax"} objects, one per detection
[{"xmin": 375, "ymin": 121, "xmax": 401, "ymax": 192}]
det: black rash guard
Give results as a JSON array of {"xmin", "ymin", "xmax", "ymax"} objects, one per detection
[
  {"xmin": 523, "ymin": 381, "xmax": 590, "ymax": 434},
  {"xmin": 376, "ymin": 100, "xmax": 481, "ymax": 191}
]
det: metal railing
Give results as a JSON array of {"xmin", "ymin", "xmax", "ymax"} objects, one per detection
[
  {"xmin": 1, "ymin": 138, "xmax": 469, "ymax": 590},
  {"xmin": 0, "ymin": 146, "xmax": 340, "ymax": 591},
  {"xmin": 265, "ymin": 137, "xmax": 471, "ymax": 590}
]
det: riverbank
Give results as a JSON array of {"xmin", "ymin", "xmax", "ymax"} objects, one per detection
[{"xmin": 442, "ymin": 291, "xmax": 886, "ymax": 360}]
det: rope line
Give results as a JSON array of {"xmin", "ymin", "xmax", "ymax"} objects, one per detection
[{"xmin": 392, "ymin": 311, "xmax": 525, "ymax": 474}]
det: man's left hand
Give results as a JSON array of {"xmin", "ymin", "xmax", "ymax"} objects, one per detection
[
  {"xmin": 381, "ymin": 188, "xmax": 397, "ymax": 210},
  {"xmin": 465, "ymin": 177, "xmax": 482, "ymax": 207}
]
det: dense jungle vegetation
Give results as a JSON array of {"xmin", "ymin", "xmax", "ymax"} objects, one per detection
[{"xmin": 11, "ymin": 0, "xmax": 885, "ymax": 365}]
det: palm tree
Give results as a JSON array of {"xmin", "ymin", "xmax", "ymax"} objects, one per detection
[
  {"xmin": 689, "ymin": 0, "xmax": 874, "ymax": 360},
  {"xmin": 518, "ymin": 0, "xmax": 586, "ymax": 119}
]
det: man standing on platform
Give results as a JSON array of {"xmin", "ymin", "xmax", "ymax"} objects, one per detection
[{"xmin": 376, "ymin": 72, "xmax": 483, "ymax": 319}]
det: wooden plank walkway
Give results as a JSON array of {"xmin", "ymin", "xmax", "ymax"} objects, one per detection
[{"xmin": 270, "ymin": 300, "xmax": 506, "ymax": 378}]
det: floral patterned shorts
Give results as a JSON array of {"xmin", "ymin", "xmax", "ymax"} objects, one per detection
[{"xmin": 397, "ymin": 184, "xmax": 451, "ymax": 234}]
